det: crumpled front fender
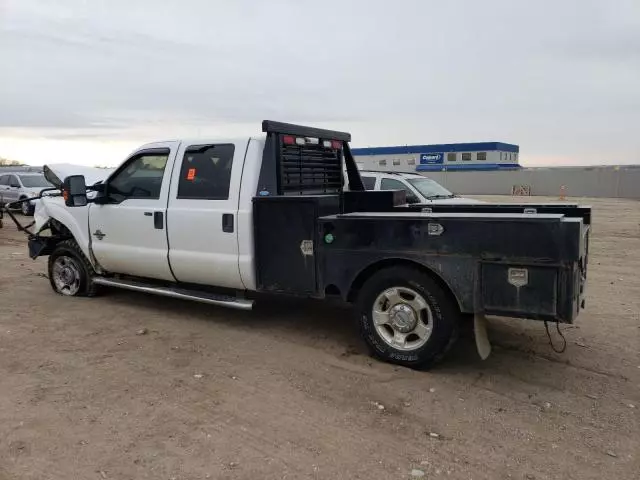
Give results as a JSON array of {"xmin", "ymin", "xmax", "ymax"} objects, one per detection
[{"xmin": 34, "ymin": 196, "xmax": 93, "ymax": 262}]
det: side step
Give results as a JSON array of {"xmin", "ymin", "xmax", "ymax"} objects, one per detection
[{"xmin": 92, "ymin": 277, "xmax": 254, "ymax": 311}]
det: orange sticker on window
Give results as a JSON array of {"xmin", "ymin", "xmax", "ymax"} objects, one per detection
[{"xmin": 187, "ymin": 168, "xmax": 196, "ymax": 181}]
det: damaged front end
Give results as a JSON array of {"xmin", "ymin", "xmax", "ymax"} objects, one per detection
[
  {"xmin": 1, "ymin": 193, "xmax": 70, "ymax": 259},
  {"xmin": 2, "ymin": 163, "xmax": 112, "ymax": 258}
]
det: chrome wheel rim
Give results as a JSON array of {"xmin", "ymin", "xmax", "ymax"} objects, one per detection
[
  {"xmin": 372, "ymin": 287, "xmax": 433, "ymax": 351},
  {"xmin": 52, "ymin": 256, "xmax": 82, "ymax": 296},
  {"xmin": 21, "ymin": 200, "xmax": 30, "ymax": 215}
]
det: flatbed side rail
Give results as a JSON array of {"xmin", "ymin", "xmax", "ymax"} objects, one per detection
[{"xmin": 404, "ymin": 204, "xmax": 591, "ymax": 226}]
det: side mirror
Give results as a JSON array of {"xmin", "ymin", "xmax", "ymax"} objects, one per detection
[
  {"xmin": 406, "ymin": 194, "xmax": 420, "ymax": 204},
  {"xmin": 62, "ymin": 175, "xmax": 88, "ymax": 207}
]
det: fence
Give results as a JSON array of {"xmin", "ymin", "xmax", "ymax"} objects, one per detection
[{"xmin": 420, "ymin": 166, "xmax": 640, "ymax": 199}]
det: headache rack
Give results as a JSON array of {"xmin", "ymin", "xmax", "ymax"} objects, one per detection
[
  {"xmin": 279, "ymin": 143, "xmax": 342, "ymax": 195},
  {"xmin": 258, "ymin": 120, "xmax": 363, "ymax": 196}
]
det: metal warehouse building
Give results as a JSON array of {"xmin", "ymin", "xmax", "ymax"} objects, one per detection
[{"xmin": 352, "ymin": 142, "xmax": 520, "ymax": 172}]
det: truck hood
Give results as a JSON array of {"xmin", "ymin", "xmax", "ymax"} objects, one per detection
[{"xmin": 43, "ymin": 163, "xmax": 113, "ymax": 189}]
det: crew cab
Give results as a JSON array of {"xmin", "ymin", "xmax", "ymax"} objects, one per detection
[
  {"xmin": 20, "ymin": 121, "xmax": 591, "ymax": 368},
  {"xmin": 357, "ymin": 170, "xmax": 481, "ymax": 205}
]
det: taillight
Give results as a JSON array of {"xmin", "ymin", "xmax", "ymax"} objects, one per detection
[
  {"xmin": 285, "ymin": 135, "xmax": 337, "ymax": 148},
  {"xmin": 322, "ymin": 140, "xmax": 342, "ymax": 149}
]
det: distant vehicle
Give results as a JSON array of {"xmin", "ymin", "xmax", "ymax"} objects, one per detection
[
  {"xmin": 0, "ymin": 172, "xmax": 54, "ymax": 215},
  {"xmin": 358, "ymin": 171, "xmax": 482, "ymax": 204}
]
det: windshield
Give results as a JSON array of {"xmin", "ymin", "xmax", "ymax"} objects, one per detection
[
  {"xmin": 407, "ymin": 178, "xmax": 454, "ymax": 199},
  {"xmin": 19, "ymin": 175, "xmax": 53, "ymax": 188}
]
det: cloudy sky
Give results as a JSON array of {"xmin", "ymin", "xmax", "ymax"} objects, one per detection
[{"xmin": 1, "ymin": 0, "xmax": 639, "ymax": 167}]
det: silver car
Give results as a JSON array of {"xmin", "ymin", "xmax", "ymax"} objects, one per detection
[{"xmin": 0, "ymin": 172, "xmax": 54, "ymax": 215}]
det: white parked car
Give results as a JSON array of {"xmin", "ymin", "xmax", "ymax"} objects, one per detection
[
  {"xmin": 0, "ymin": 172, "xmax": 54, "ymax": 215},
  {"xmin": 358, "ymin": 171, "xmax": 482, "ymax": 204}
]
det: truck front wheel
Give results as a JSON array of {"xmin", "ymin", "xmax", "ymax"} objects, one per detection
[
  {"xmin": 48, "ymin": 240, "xmax": 98, "ymax": 297},
  {"xmin": 356, "ymin": 267, "xmax": 459, "ymax": 369}
]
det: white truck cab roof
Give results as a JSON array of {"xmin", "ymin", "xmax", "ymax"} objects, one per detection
[{"xmin": 135, "ymin": 135, "xmax": 268, "ymax": 151}]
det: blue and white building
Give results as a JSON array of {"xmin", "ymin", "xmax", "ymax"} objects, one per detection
[{"xmin": 352, "ymin": 142, "xmax": 520, "ymax": 172}]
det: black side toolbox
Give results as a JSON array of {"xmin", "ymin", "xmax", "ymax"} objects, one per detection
[
  {"xmin": 253, "ymin": 195, "xmax": 340, "ymax": 296},
  {"xmin": 342, "ymin": 190, "xmax": 406, "ymax": 213}
]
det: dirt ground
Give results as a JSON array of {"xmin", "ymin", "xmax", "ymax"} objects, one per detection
[{"xmin": 0, "ymin": 196, "xmax": 638, "ymax": 480}]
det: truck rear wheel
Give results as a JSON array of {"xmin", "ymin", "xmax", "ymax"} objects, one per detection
[
  {"xmin": 48, "ymin": 240, "xmax": 98, "ymax": 297},
  {"xmin": 356, "ymin": 266, "xmax": 459, "ymax": 369}
]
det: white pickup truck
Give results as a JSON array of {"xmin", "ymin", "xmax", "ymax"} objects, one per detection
[{"xmin": 16, "ymin": 121, "xmax": 591, "ymax": 368}]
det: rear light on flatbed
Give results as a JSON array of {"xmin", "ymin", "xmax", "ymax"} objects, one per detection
[
  {"xmin": 322, "ymin": 140, "xmax": 342, "ymax": 149},
  {"xmin": 282, "ymin": 136, "xmax": 341, "ymax": 149}
]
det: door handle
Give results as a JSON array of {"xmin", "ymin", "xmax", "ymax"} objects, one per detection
[
  {"xmin": 153, "ymin": 211, "xmax": 164, "ymax": 229},
  {"xmin": 144, "ymin": 212, "xmax": 152, "ymax": 216},
  {"xmin": 222, "ymin": 213, "xmax": 234, "ymax": 233}
]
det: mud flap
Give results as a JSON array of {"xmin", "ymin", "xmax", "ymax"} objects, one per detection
[
  {"xmin": 28, "ymin": 236, "xmax": 50, "ymax": 259},
  {"xmin": 474, "ymin": 313, "xmax": 492, "ymax": 360}
]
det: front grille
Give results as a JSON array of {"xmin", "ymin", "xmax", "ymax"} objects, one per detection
[{"xmin": 279, "ymin": 144, "xmax": 342, "ymax": 195}]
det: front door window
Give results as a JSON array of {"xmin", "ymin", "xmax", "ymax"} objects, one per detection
[{"xmin": 108, "ymin": 151, "xmax": 170, "ymax": 203}]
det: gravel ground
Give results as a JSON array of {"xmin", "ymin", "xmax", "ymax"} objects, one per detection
[{"xmin": 0, "ymin": 196, "xmax": 638, "ymax": 480}]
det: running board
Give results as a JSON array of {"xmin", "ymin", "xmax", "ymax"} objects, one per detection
[{"xmin": 92, "ymin": 277, "xmax": 254, "ymax": 310}]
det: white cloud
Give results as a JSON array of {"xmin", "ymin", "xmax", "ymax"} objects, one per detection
[{"xmin": 0, "ymin": 0, "xmax": 639, "ymax": 166}]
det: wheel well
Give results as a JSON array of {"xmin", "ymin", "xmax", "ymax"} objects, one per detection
[
  {"xmin": 346, "ymin": 258, "xmax": 462, "ymax": 311},
  {"xmin": 34, "ymin": 219, "xmax": 74, "ymax": 257},
  {"xmin": 49, "ymin": 219, "xmax": 72, "ymax": 237}
]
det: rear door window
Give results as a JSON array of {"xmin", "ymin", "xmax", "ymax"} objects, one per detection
[{"xmin": 177, "ymin": 144, "xmax": 235, "ymax": 200}]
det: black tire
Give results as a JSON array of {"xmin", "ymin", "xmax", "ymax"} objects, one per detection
[
  {"xmin": 48, "ymin": 239, "xmax": 98, "ymax": 297},
  {"xmin": 20, "ymin": 197, "xmax": 34, "ymax": 216},
  {"xmin": 356, "ymin": 266, "xmax": 459, "ymax": 369}
]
